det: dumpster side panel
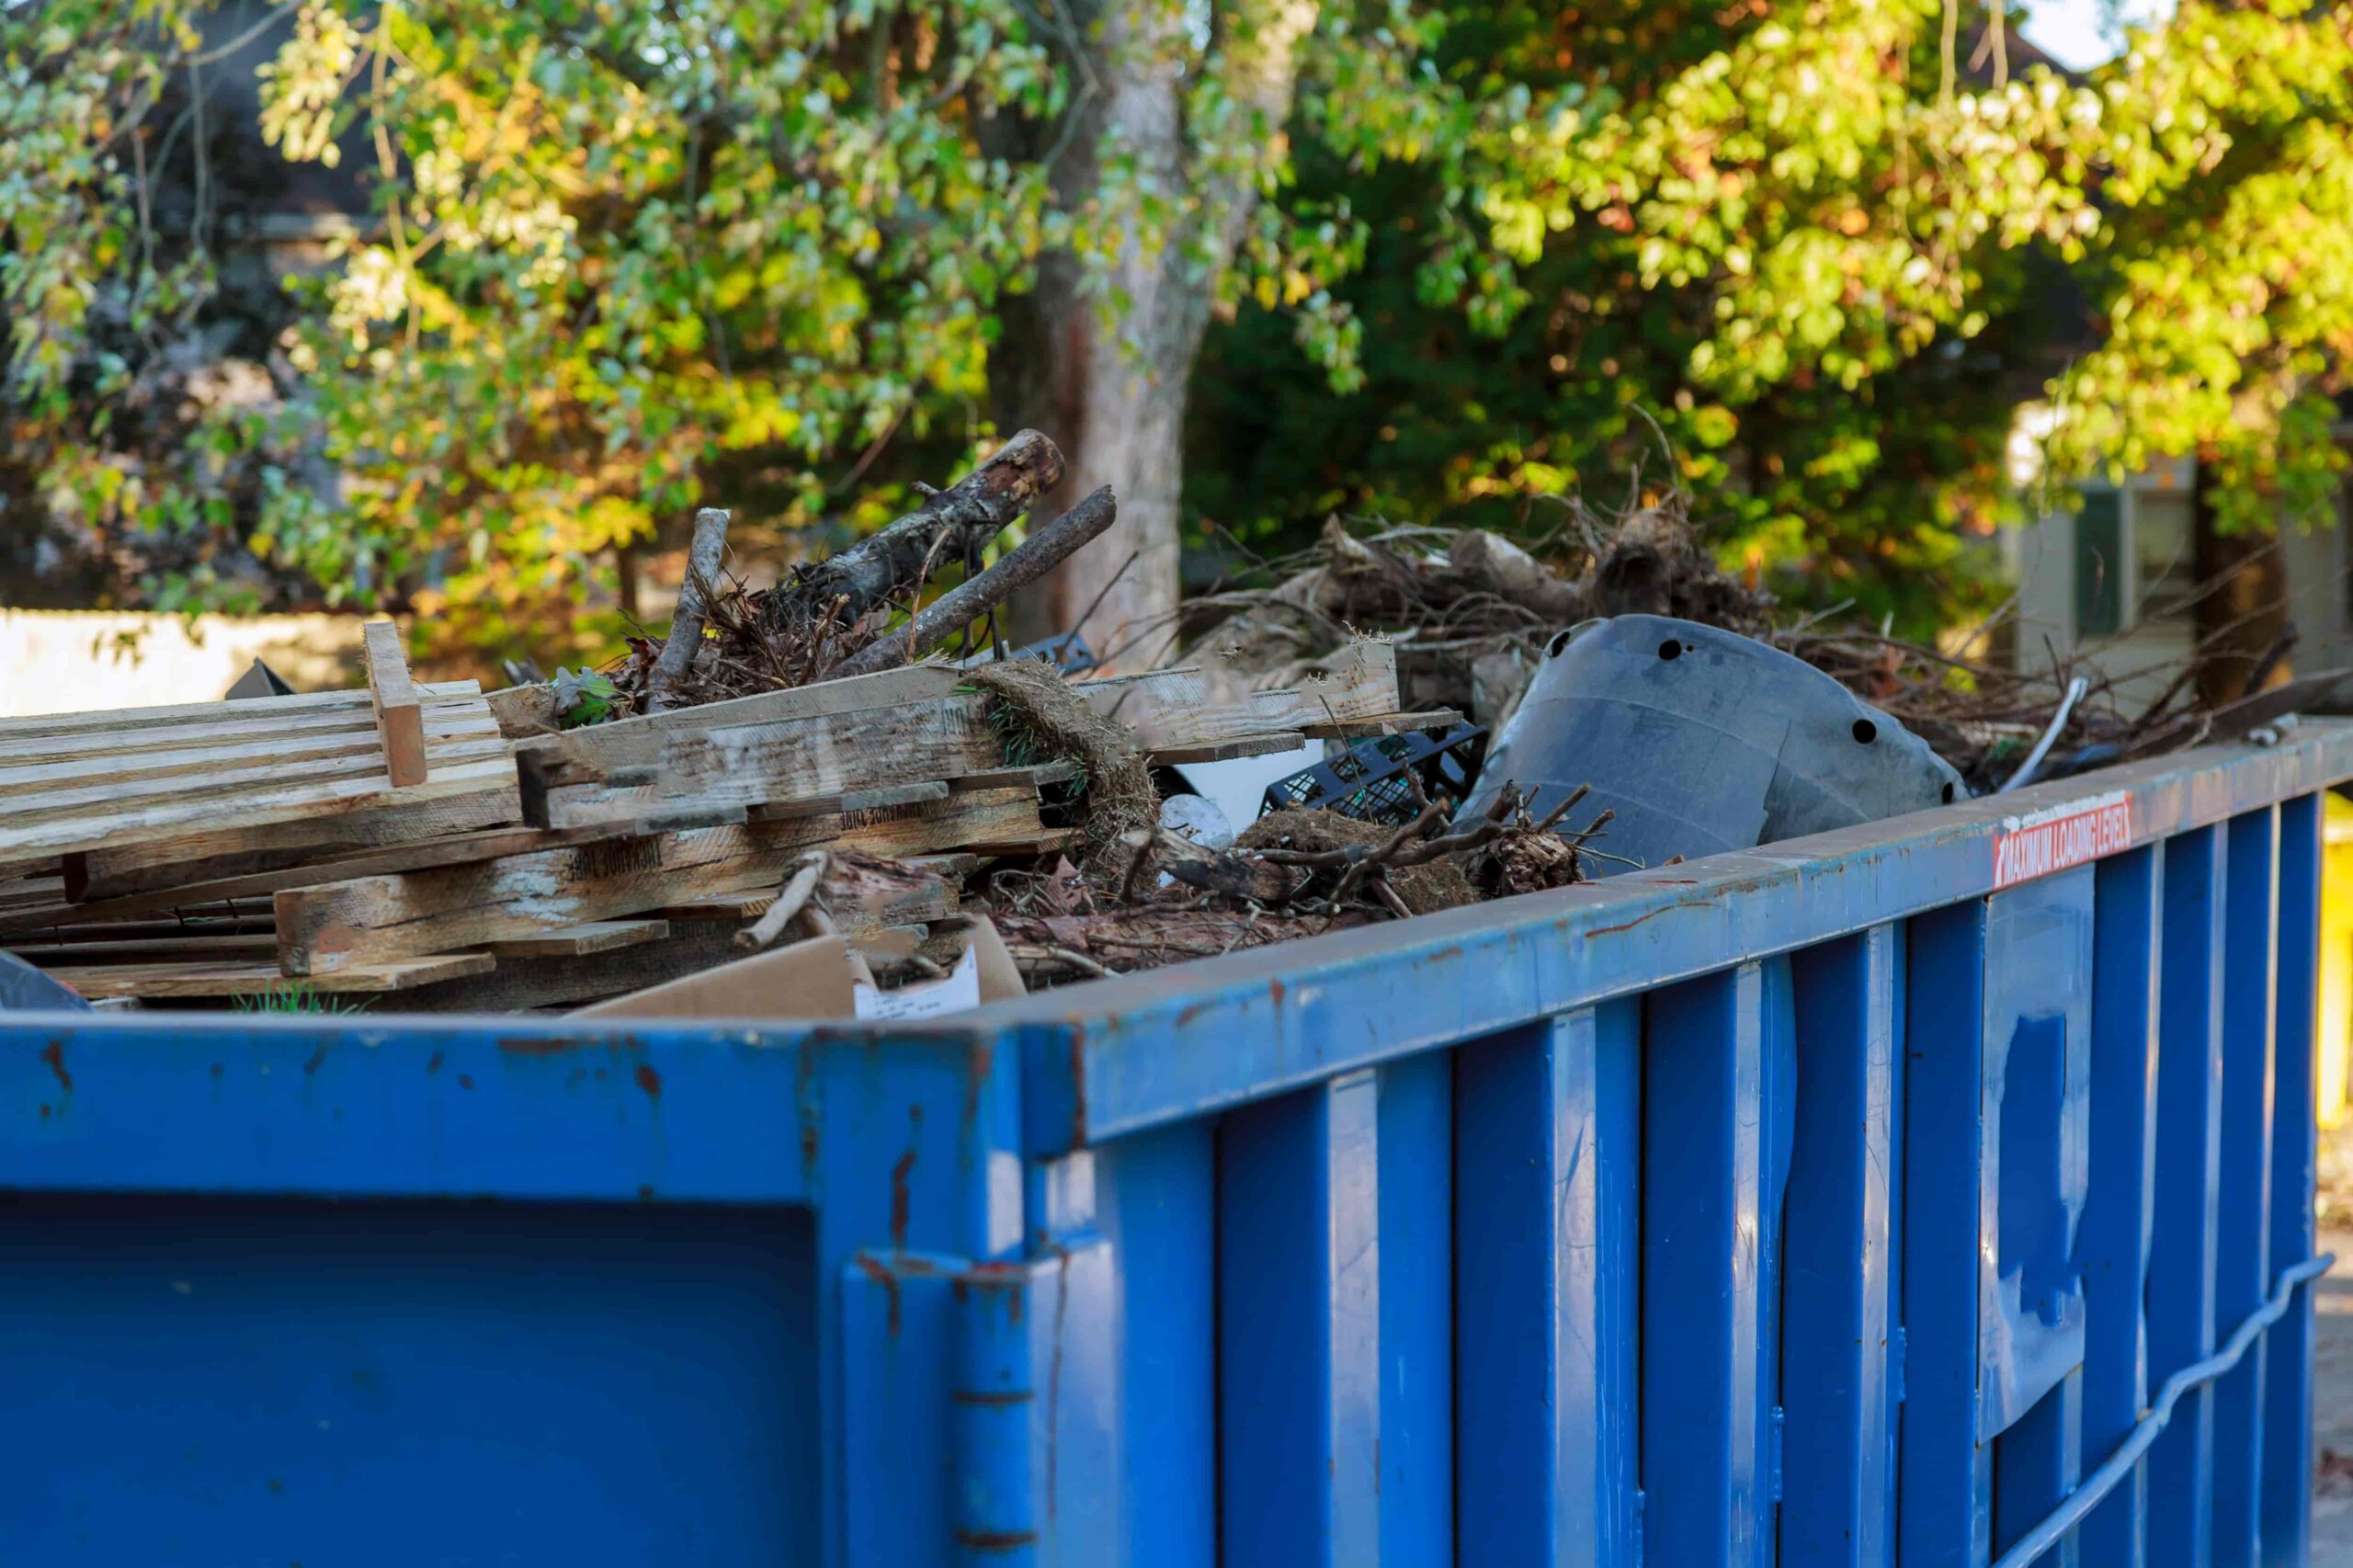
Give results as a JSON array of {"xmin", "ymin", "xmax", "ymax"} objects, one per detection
[{"xmin": 3, "ymin": 737, "xmax": 2346, "ymax": 1568}]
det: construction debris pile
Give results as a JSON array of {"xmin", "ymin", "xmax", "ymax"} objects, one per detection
[
  {"xmin": 4, "ymin": 432, "xmax": 2319, "ymax": 1015},
  {"xmin": 1, "ymin": 432, "xmax": 1620, "ymax": 1012}
]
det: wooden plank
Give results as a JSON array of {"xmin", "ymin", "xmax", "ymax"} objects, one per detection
[
  {"xmin": 0, "ymin": 916, "xmax": 275, "ymax": 944},
  {"xmin": 64, "ymin": 785, "xmax": 524, "ymax": 902},
  {"xmin": 1301, "ymin": 709, "xmax": 1464, "ymax": 738},
  {"xmin": 0, "ymin": 708, "xmax": 495, "ymax": 797},
  {"xmin": 50, "ymin": 953, "xmax": 494, "ymax": 1001},
  {"xmin": 278, "ymin": 789, "xmax": 1036, "ymax": 973},
  {"xmin": 353, "ymin": 924, "xmax": 747, "ymax": 1014},
  {"xmin": 0, "ymin": 690, "xmax": 487, "ymax": 765},
  {"xmin": 24, "ymin": 826, "xmax": 636, "ymax": 933},
  {"xmin": 517, "ymin": 665, "xmax": 968, "ymax": 783},
  {"xmin": 1148, "ymin": 733, "xmax": 1310, "ymax": 766},
  {"xmin": 1074, "ymin": 642, "xmax": 1399, "ymax": 749},
  {"xmin": 364, "ymin": 621, "xmax": 428, "ymax": 786},
  {"xmin": 15, "ymin": 934, "xmax": 282, "ymax": 965},
  {"xmin": 748, "ymin": 781, "xmax": 951, "ymax": 822},
  {"xmin": 0, "ymin": 684, "xmax": 517, "ymax": 863},
  {"xmin": 950, "ymin": 759, "xmax": 1082, "ymax": 790},
  {"xmin": 0, "ymin": 682, "xmax": 467, "ymax": 740},
  {"xmin": 528, "ymin": 694, "xmax": 1002, "ymax": 829},
  {"xmin": 484, "ymin": 920, "xmax": 671, "ymax": 958}
]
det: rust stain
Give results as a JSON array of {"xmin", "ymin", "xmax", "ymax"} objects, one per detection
[
  {"xmin": 499, "ymin": 1038, "xmax": 587, "ymax": 1057},
  {"xmin": 426, "ymin": 1051, "xmax": 444, "ymax": 1075},
  {"xmin": 634, "ymin": 1064, "xmax": 663, "ymax": 1101},
  {"xmin": 949, "ymin": 1388, "xmax": 1035, "ymax": 1407},
  {"xmin": 1046, "ymin": 1243, "xmax": 1070, "ymax": 1520},
  {"xmin": 38, "ymin": 1103, "xmax": 49, "ymax": 1120},
  {"xmin": 855, "ymin": 1254, "xmax": 902, "ymax": 1335},
  {"xmin": 637, "ymin": 1185, "xmax": 655, "ymax": 1202},
  {"xmin": 1067, "ymin": 1027, "xmax": 1088, "ymax": 1150},
  {"xmin": 952, "ymin": 1530, "xmax": 1039, "ymax": 1552},
  {"xmin": 210, "ymin": 1063, "xmax": 223, "ymax": 1079},
  {"xmin": 1586, "ymin": 905, "xmax": 1680, "ymax": 938},
  {"xmin": 1176, "ymin": 1001, "xmax": 1209, "ymax": 1029},
  {"xmin": 1267, "ymin": 977, "xmax": 1286, "ymax": 1006},
  {"xmin": 302, "ymin": 1046, "xmax": 327, "ymax": 1077},
  {"xmin": 39, "ymin": 1041, "xmax": 70, "ymax": 1094},
  {"xmin": 963, "ymin": 1042, "xmax": 994, "ymax": 1129},
  {"xmin": 890, "ymin": 1147, "xmax": 916, "ymax": 1251},
  {"xmin": 458, "ymin": 1074, "xmax": 476, "ymax": 1091}
]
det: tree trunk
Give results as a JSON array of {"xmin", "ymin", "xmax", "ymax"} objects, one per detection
[{"xmin": 995, "ymin": 0, "xmax": 1319, "ymax": 668}]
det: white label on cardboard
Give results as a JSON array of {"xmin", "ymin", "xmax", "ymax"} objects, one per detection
[
  {"xmin": 854, "ymin": 943, "xmax": 983, "ymax": 1021},
  {"xmin": 1991, "ymin": 790, "xmax": 2133, "ymax": 890}
]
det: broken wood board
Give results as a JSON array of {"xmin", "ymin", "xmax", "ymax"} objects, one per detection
[
  {"xmin": 0, "ymin": 916, "xmax": 276, "ymax": 945},
  {"xmin": 20, "ymin": 823, "xmax": 739, "ymax": 936},
  {"xmin": 483, "ymin": 920, "xmax": 671, "ymax": 958},
  {"xmin": 0, "ymin": 682, "xmax": 517, "ymax": 862},
  {"xmin": 524, "ymin": 693, "xmax": 1003, "ymax": 829},
  {"xmin": 50, "ymin": 953, "xmax": 494, "ymax": 1002},
  {"xmin": 363, "ymin": 621, "xmax": 428, "ymax": 787},
  {"xmin": 63, "ymin": 783, "xmax": 524, "ymax": 902},
  {"xmin": 274, "ymin": 794, "xmax": 1023, "ymax": 973},
  {"xmin": 1074, "ymin": 641, "xmax": 1399, "ymax": 749}
]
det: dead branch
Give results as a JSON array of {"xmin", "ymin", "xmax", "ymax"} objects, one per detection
[
  {"xmin": 645, "ymin": 507, "xmax": 731, "ymax": 712},
  {"xmin": 761, "ymin": 429, "xmax": 1063, "ymax": 639},
  {"xmin": 830, "ymin": 487, "xmax": 1119, "ymax": 678},
  {"xmin": 736, "ymin": 850, "xmax": 828, "ymax": 951}
]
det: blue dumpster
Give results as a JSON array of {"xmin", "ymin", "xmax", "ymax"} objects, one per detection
[{"xmin": 0, "ymin": 727, "xmax": 2341, "ymax": 1565}]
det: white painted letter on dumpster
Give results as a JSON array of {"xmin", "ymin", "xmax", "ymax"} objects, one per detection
[{"xmin": 1992, "ymin": 790, "xmax": 2133, "ymax": 890}]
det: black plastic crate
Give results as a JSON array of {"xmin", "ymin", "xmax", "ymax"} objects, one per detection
[{"xmin": 1261, "ymin": 723, "xmax": 1488, "ymax": 826}]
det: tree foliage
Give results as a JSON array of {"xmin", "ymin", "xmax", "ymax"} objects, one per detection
[{"xmin": 3, "ymin": 0, "xmax": 2349, "ymax": 651}]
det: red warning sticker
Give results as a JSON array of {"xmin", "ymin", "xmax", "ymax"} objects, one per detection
[{"xmin": 1992, "ymin": 790, "xmax": 2134, "ymax": 890}]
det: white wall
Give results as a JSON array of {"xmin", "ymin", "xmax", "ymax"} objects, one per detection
[{"xmin": 0, "ymin": 611, "xmax": 370, "ymax": 717}]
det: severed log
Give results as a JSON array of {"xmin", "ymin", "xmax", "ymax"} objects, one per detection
[
  {"xmin": 646, "ymin": 507, "xmax": 733, "ymax": 712},
  {"xmin": 829, "ymin": 486, "xmax": 1118, "ymax": 678},
  {"xmin": 763, "ymin": 428, "xmax": 1065, "ymax": 637}
]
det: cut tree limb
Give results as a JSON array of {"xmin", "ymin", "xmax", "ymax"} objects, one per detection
[
  {"xmin": 763, "ymin": 429, "xmax": 1063, "ymax": 636},
  {"xmin": 830, "ymin": 485, "xmax": 1119, "ymax": 678},
  {"xmin": 645, "ymin": 506, "xmax": 732, "ymax": 712},
  {"xmin": 363, "ymin": 620, "xmax": 428, "ymax": 786}
]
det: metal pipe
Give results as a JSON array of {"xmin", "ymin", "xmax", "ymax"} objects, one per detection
[
  {"xmin": 1990, "ymin": 1250, "xmax": 2337, "ymax": 1568},
  {"xmin": 2000, "ymin": 675, "xmax": 2089, "ymax": 793}
]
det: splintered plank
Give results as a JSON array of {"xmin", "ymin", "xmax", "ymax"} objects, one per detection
[
  {"xmin": 525, "ymin": 694, "xmax": 1003, "ymax": 829},
  {"xmin": 364, "ymin": 620, "xmax": 428, "ymax": 786},
  {"xmin": 0, "ymin": 683, "xmax": 517, "ymax": 862},
  {"xmin": 63, "ymin": 784, "xmax": 527, "ymax": 902},
  {"xmin": 277, "ymin": 789, "xmax": 1034, "ymax": 973},
  {"xmin": 50, "ymin": 953, "xmax": 494, "ymax": 1002},
  {"xmin": 484, "ymin": 920, "xmax": 671, "ymax": 958}
]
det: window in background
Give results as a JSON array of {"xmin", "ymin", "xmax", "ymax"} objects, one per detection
[
  {"xmin": 2074, "ymin": 490, "xmax": 2124, "ymax": 638},
  {"xmin": 2133, "ymin": 488, "xmax": 2198, "ymax": 624}
]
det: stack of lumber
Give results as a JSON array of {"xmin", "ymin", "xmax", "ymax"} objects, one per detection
[
  {"xmin": 516, "ymin": 639, "xmax": 1443, "ymax": 827},
  {"xmin": 1, "ymin": 626, "xmax": 1443, "ymax": 1014}
]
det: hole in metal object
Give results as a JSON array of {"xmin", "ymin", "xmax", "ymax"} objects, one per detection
[
  {"xmin": 1943, "ymin": 780, "xmax": 1957, "ymax": 803},
  {"xmin": 1852, "ymin": 718, "xmax": 1878, "ymax": 744},
  {"xmin": 1547, "ymin": 628, "xmax": 1577, "ymax": 658},
  {"xmin": 1657, "ymin": 639, "xmax": 1683, "ymax": 662}
]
